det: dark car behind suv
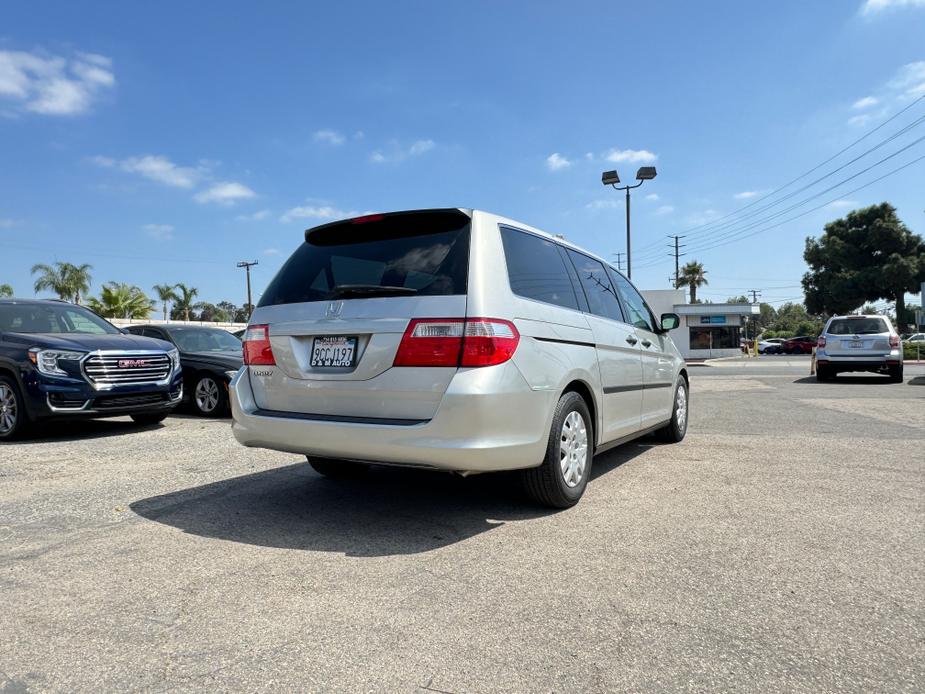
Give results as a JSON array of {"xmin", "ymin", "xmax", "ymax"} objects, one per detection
[{"xmin": 0, "ymin": 299, "xmax": 183, "ymax": 440}]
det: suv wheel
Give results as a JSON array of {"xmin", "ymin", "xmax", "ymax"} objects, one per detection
[
  {"xmin": 816, "ymin": 366, "xmax": 833, "ymax": 382},
  {"xmin": 193, "ymin": 374, "xmax": 226, "ymax": 416},
  {"xmin": 521, "ymin": 391, "xmax": 592, "ymax": 509},
  {"xmin": 308, "ymin": 457, "xmax": 370, "ymax": 478},
  {"xmin": 656, "ymin": 379, "xmax": 689, "ymax": 442},
  {"xmin": 0, "ymin": 376, "xmax": 27, "ymax": 441},
  {"xmin": 889, "ymin": 364, "xmax": 904, "ymax": 383}
]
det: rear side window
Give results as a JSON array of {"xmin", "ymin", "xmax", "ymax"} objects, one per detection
[
  {"xmin": 608, "ymin": 268, "xmax": 656, "ymax": 332},
  {"xmin": 827, "ymin": 318, "xmax": 888, "ymax": 335},
  {"xmin": 259, "ymin": 210, "xmax": 470, "ymax": 307},
  {"xmin": 499, "ymin": 227, "xmax": 579, "ymax": 310},
  {"xmin": 566, "ymin": 251, "xmax": 626, "ymax": 322}
]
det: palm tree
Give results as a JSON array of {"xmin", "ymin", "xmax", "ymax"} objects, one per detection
[
  {"xmin": 0, "ymin": 283, "xmax": 13, "ymax": 298},
  {"xmin": 86, "ymin": 283, "xmax": 154, "ymax": 319},
  {"xmin": 152, "ymin": 283, "xmax": 179, "ymax": 321},
  {"xmin": 173, "ymin": 283, "xmax": 199, "ymax": 321},
  {"xmin": 677, "ymin": 260, "xmax": 708, "ymax": 303},
  {"xmin": 31, "ymin": 262, "xmax": 93, "ymax": 303}
]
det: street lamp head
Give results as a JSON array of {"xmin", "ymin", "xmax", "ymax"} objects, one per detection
[
  {"xmin": 601, "ymin": 170, "xmax": 620, "ymax": 186},
  {"xmin": 635, "ymin": 166, "xmax": 657, "ymax": 181}
]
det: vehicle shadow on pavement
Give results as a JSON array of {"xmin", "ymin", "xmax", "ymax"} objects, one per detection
[
  {"xmin": 908, "ymin": 376, "xmax": 925, "ymax": 386},
  {"xmin": 130, "ymin": 445, "xmax": 648, "ymax": 557},
  {"xmin": 9, "ymin": 418, "xmax": 165, "ymax": 444},
  {"xmin": 791, "ymin": 375, "xmax": 895, "ymax": 385}
]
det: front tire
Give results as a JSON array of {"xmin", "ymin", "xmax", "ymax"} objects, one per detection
[
  {"xmin": 521, "ymin": 391, "xmax": 592, "ymax": 509},
  {"xmin": 656, "ymin": 379, "xmax": 689, "ymax": 442},
  {"xmin": 308, "ymin": 457, "xmax": 370, "ymax": 478},
  {"xmin": 0, "ymin": 376, "xmax": 28, "ymax": 441},
  {"xmin": 131, "ymin": 412, "xmax": 169, "ymax": 425},
  {"xmin": 192, "ymin": 374, "xmax": 227, "ymax": 416}
]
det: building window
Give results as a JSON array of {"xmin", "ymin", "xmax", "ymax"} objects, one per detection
[{"xmin": 690, "ymin": 326, "xmax": 740, "ymax": 349}]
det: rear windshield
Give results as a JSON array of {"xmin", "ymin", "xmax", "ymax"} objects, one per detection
[
  {"xmin": 0, "ymin": 303, "xmax": 120, "ymax": 334},
  {"xmin": 259, "ymin": 210, "xmax": 470, "ymax": 307},
  {"xmin": 169, "ymin": 328, "xmax": 242, "ymax": 352},
  {"xmin": 827, "ymin": 318, "xmax": 888, "ymax": 335}
]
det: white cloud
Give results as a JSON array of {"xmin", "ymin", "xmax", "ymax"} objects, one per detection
[
  {"xmin": 313, "ymin": 129, "xmax": 345, "ymax": 146},
  {"xmin": 194, "ymin": 181, "xmax": 256, "ymax": 205},
  {"xmin": 852, "ymin": 96, "xmax": 879, "ymax": 110},
  {"xmin": 861, "ymin": 0, "xmax": 925, "ymax": 15},
  {"xmin": 235, "ymin": 209, "xmax": 271, "ymax": 222},
  {"xmin": 143, "ymin": 223, "xmax": 174, "ymax": 241},
  {"xmin": 585, "ymin": 199, "xmax": 619, "ymax": 210},
  {"xmin": 645, "ymin": 193, "xmax": 659, "ymax": 201},
  {"xmin": 848, "ymin": 112, "xmax": 876, "ymax": 127},
  {"xmin": 369, "ymin": 139, "xmax": 435, "ymax": 164},
  {"xmin": 734, "ymin": 191, "xmax": 759, "ymax": 199},
  {"xmin": 826, "ymin": 199, "xmax": 858, "ymax": 209},
  {"xmin": 279, "ymin": 205, "xmax": 359, "ymax": 224},
  {"xmin": 888, "ymin": 61, "xmax": 925, "ymax": 98},
  {"xmin": 119, "ymin": 155, "xmax": 202, "ymax": 188},
  {"xmin": 604, "ymin": 148, "xmax": 658, "ymax": 164},
  {"xmin": 655, "ymin": 205, "xmax": 675, "ymax": 216},
  {"xmin": 263, "ymin": 247, "xmax": 281, "ymax": 256},
  {"xmin": 0, "ymin": 49, "xmax": 115, "ymax": 116},
  {"xmin": 546, "ymin": 153, "xmax": 571, "ymax": 171}
]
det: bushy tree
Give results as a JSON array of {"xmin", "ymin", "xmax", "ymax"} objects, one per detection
[
  {"xmin": 86, "ymin": 283, "xmax": 154, "ymax": 319},
  {"xmin": 803, "ymin": 203, "xmax": 925, "ymax": 331},
  {"xmin": 0, "ymin": 283, "xmax": 13, "ymax": 298}
]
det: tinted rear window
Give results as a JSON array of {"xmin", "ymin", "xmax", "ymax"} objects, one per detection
[
  {"xmin": 499, "ymin": 227, "xmax": 579, "ymax": 310},
  {"xmin": 827, "ymin": 318, "xmax": 888, "ymax": 335},
  {"xmin": 259, "ymin": 210, "xmax": 470, "ymax": 307}
]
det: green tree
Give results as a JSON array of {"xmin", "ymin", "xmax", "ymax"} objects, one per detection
[
  {"xmin": 152, "ymin": 283, "xmax": 179, "ymax": 321},
  {"xmin": 757, "ymin": 303, "xmax": 777, "ymax": 332},
  {"xmin": 803, "ymin": 203, "xmax": 925, "ymax": 331},
  {"xmin": 0, "ymin": 283, "xmax": 13, "ymax": 298},
  {"xmin": 195, "ymin": 302, "xmax": 229, "ymax": 322},
  {"xmin": 726, "ymin": 295, "xmax": 750, "ymax": 303},
  {"xmin": 86, "ymin": 283, "xmax": 154, "ymax": 319},
  {"xmin": 676, "ymin": 261, "xmax": 708, "ymax": 303},
  {"xmin": 31, "ymin": 262, "xmax": 93, "ymax": 303},
  {"xmin": 173, "ymin": 283, "xmax": 199, "ymax": 321}
]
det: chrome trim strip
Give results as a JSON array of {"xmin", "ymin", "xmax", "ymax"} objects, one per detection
[{"xmin": 45, "ymin": 394, "xmax": 91, "ymax": 412}]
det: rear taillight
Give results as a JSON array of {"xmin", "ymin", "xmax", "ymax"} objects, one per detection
[
  {"xmin": 889, "ymin": 334, "xmax": 900, "ymax": 348},
  {"xmin": 243, "ymin": 324, "xmax": 276, "ymax": 365},
  {"xmin": 393, "ymin": 318, "xmax": 520, "ymax": 368},
  {"xmin": 817, "ymin": 336, "xmax": 826, "ymax": 348}
]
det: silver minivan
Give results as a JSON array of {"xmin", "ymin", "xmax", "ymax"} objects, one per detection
[{"xmin": 231, "ymin": 209, "xmax": 688, "ymax": 507}]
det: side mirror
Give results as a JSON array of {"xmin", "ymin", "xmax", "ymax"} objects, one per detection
[{"xmin": 660, "ymin": 313, "xmax": 680, "ymax": 331}]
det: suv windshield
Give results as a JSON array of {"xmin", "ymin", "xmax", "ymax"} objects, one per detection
[
  {"xmin": 259, "ymin": 210, "xmax": 470, "ymax": 307},
  {"xmin": 169, "ymin": 327, "xmax": 242, "ymax": 352},
  {"xmin": 0, "ymin": 303, "xmax": 120, "ymax": 335},
  {"xmin": 827, "ymin": 318, "xmax": 888, "ymax": 335}
]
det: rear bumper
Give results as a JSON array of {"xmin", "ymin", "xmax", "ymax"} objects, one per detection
[
  {"xmin": 816, "ymin": 351, "xmax": 902, "ymax": 370},
  {"xmin": 230, "ymin": 364, "xmax": 553, "ymax": 473}
]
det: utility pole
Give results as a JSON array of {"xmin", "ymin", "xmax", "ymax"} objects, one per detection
[
  {"xmin": 748, "ymin": 289, "xmax": 761, "ymax": 304},
  {"xmin": 613, "ymin": 252, "xmax": 626, "ymax": 273},
  {"xmin": 236, "ymin": 260, "xmax": 258, "ymax": 318},
  {"xmin": 668, "ymin": 235, "xmax": 686, "ymax": 288}
]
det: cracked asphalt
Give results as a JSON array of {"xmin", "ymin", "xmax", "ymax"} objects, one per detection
[{"xmin": 1, "ymin": 357, "xmax": 923, "ymax": 692}]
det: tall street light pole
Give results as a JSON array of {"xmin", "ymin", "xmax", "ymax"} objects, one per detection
[
  {"xmin": 601, "ymin": 167, "xmax": 657, "ymax": 279},
  {"xmin": 236, "ymin": 260, "xmax": 258, "ymax": 318}
]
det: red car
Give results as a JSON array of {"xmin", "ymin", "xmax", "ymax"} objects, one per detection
[{"xmin": 780, "ymin": 335, "xmax": 816, "ymax": 354}]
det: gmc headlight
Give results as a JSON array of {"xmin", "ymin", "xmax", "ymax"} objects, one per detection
[
  {"xmin": 168, "ymin": 349, "xmax": 180, "ymax": 372},
  {"xmin": 28, "ymin": 348, "xmax": 86, "ymax": 377}
]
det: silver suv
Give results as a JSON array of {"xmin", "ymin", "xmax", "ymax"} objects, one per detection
[
  {"xmin": 231, "ymin": 209, "xmax": 688, "ymax": 507},
  {"xmin": 815, "ymin": 314, "xmax": 903, "ymax": 382}
]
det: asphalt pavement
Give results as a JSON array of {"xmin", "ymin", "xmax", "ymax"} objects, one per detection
[{"xmin": 1, "ymin": 357, "xmax": 923, "ymax": 692}]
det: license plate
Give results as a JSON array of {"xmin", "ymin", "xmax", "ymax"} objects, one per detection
[
  {"xmin": 847, "ymin": 340, "xmax": 864, "ymax": 349},
  {"xmin": 310, "ymin": 336, "xmax": 357, "ymax": 367}
]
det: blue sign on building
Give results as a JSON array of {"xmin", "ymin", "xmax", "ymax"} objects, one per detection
[{"xmin": 700, "ymin": 315, "xmax": 727, "ymax": 325}]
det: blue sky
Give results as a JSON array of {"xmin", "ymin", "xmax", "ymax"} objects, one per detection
[{"xmin": 2, "ymin": 0, "xmax": 924, "ymax": 309}]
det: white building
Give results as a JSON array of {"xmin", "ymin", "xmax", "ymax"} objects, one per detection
[{"xmin": 642, "ymin": 289, "xmax": 760, "ymax": 360}]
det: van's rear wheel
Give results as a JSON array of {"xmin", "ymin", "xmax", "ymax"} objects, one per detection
[
  {"xmin": 521, "ymin": 391, "xmax": 592, "ymax": 509},
  {"xmin": 308, "ymin": 457, "xmax": 370, "ymax": 478}
]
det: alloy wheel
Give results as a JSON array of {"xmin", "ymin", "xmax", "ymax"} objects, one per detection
[
  {"xmin": 195, "ymin": 377, "xmax": 220, "ymax": 413},
  {"xmin": 675, "ymin": 384, "xmax": 688, "ymax": 433},
  {"xmin": 0, "ymin": 383, "xmax": 18, "ymax": 436},
  {"xmin": 559, "ymin": 410, "xmax": 588, "ymax": 488}
]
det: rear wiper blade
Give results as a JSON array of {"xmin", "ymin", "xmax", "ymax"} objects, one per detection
[{"xmin": 329, "ymin": 284, "xmax": 418, "ymax": 298}]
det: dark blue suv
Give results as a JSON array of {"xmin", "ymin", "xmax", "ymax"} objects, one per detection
[{"xmin": 0, "ymin": 299, "xmax": 183, "ymax": 440}]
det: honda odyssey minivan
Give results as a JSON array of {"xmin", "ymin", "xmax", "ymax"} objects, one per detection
[{"xmin": 231, "ymin": 209, "xmax": 688, "ymax": 507}]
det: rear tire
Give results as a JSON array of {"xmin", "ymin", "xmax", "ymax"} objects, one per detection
[
  {"xmin": 816, "ymin": 366, "xmax": 833, "ymax": 382},
  {"xmin": 192, "ymin": 374, "xmax": 227, "ymax": 416},
  {"xmin": 308, "ymin": 457, "xmax": 370, "ymax": 478},
  {"xmin": 889, "ymin": 365, "xmax": 904, "ymax": 383},
  {"xmin": 131, "ymin": 412, "xmax": 169, "ymax": 425},
  {"xmin": 656, "ymin": 379, "xmax": 689, "ymax": 442},
  {"xmin": 521, "ymin": 391, "xmax": 592, "ymax": 509},
  {"xmin": 0, "ymin": 376, "xmax": 29, "ymax": 442}
]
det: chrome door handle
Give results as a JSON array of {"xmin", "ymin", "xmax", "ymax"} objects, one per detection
[
  {"xmin": 641, "ymin": 339, "xmax": 652, "ymax": 348},
  {"xmin": 625, "ymin": 336, "xmax": 638, "ymax": 345}
]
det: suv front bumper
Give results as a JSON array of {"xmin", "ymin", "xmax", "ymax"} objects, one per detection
[{"xmin": 23, "ymin": 371, "xmax": 184, "ymax": 419}]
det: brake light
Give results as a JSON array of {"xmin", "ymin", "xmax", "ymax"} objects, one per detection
[
  {"xmin": 243, "ymin": 324, "xmax": 276, "ymax": 365},
  {"xmin": 889, "ymin": 334, "xmax": 900, "ymax": 348},
  {"xmin": 350, "ymin": 213, "xmax": 384, "ymax": 224},
  {"xmin": 393, "ymin": 318, "xmax": 520, "ymax": 367},
  {"xmin": 817, "ymin": 336, "xmax": 826, "ymax": 348}
]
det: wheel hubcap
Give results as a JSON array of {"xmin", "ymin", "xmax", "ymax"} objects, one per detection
[
  {"xmin": 0, "ymin": 384, "xmax": 17, "ymax": 435},
  {"xmin": 195, "ymin": 378, "xmax": 220, "ymax": 412},
  {"xmin": 559, "ymin": 411, "xmax": 588, "ymax": 488},
  {"xmin": 675, "ymin": 385, "xmax": 688, "ymax": 432}
]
